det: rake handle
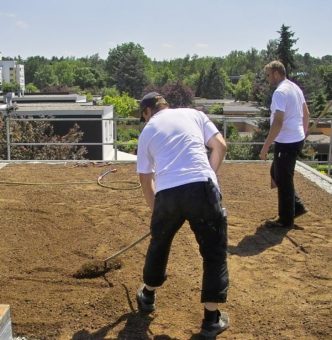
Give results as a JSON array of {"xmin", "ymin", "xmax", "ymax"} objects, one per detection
[{"xmin": 103, "ymin": 231, "xmax": 151, "ymax": 264}]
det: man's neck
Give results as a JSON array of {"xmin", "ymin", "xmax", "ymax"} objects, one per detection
[{"xmin": 276, "ymin": 76, "xmax": 286, "ymax": 86}]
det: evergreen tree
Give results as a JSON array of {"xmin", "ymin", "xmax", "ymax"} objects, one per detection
[
  {"xmin": 321, "ymin": 65, "xmax": 332, "ymax": 100},
  {"xmin": 311, "ymin": 92, "xmax": 327, "ymax": 118},
  {"xmin": 277, "ymin": 24, "xmax": 298, "ymax": 76},
  {"xmin": 201, "ymin": 62, "xmax": 225, "ymax": 99},
  {"xmin": 261, "ymin": 39, "xmax": 278, "ymax": 64},
  {"xmin": 195, "ymin": 69, "xmax": 205, "ymax": 97},
  {"xmin": 106, "ymin": 43, "xmax": 148, "ymax": 98}
]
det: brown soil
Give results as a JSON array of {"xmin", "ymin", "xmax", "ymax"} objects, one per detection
[{"xmin": 0, "ymin": 162, "xmax": 331, "ymax": 340}]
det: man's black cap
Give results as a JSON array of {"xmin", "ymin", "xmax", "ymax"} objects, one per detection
[{"xmin": 139, "ymin": 92, "xmax": 168, "ymax": 122}]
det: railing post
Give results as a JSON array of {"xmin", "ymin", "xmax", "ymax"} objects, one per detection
[
  {"xmin": 113, "ymin": 109, "xmax": 118, "ymax": 161},
  {"xmin": 5, "ymin": 114, "xmax": 11, "ymax": 160},
  {"xmin": 223, "ymin": 118, "xmax": 227, "ymax": 140},
  {"xmin": 328, "ymin": 119, "xmax": 332, "ymax": 176}
]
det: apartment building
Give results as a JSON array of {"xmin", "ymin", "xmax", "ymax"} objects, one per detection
[{"xmin": 0, "ymin": 52, "xmax": 25, "ymax": 94}]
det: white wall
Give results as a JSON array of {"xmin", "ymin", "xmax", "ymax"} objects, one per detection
[{"xmin": 102, "ymin": 106, "xmax": 137, "ymax": 161}]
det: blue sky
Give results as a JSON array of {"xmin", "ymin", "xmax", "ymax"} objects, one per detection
[{"xmin": 1, "ymin": 0, "xmax": 331, "ymax": 60}]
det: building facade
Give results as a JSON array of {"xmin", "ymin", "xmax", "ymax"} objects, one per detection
[{"xmin": 0, "ymin": 52, "xmax": 25, "ymax": 95}]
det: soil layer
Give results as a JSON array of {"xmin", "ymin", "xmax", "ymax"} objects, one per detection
[{"xmin": 0, "ymin": 162, "xmax": 331, "ymax": 339}]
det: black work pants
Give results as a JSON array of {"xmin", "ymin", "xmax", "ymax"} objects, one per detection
[
  {"xmin": 270, "ymin": 140, "xmax": 305, "ymax": 225},
  {"xmin": 143, "ymin": 180, "xmax": 228, "ymax": 303}
]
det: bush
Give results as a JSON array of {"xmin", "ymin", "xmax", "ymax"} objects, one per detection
[
  {"xmin": 141, "ymin": 82, "xmax": 194, "ymax": 108},
  {"xmin": 117, "ymin": 139, "xmax": 138, "ymax": 154},
  {"xmin": 208, "ymin": 104, "xmax": 224, "ymax": 115},
  {"xmin": 2, "ymin": 81, "xmax": 20, "ymax": 94},
  {"xmin": 312, "ymin": 164, "xmax": 331, "ymax": 176},
  {"xmin": 102, "ymin": 87, "xmax": 120, "ymax": 98},
  {"xmin": 0, "ymin": 115, "xmax": 87, "ymax": 160},
  {"xmin": 102, "ymin": 93, "xmax": 138, "ymax": 117},
  {"xmin": 25, "ymin": 83, "xmax": 39, "ymax": 93},
  {"xmin": 161, "ymin": 81, "xmax": 194, "ymax": 108}
]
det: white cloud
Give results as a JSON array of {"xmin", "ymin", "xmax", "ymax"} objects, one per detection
[
  {"xmin": 61, "ymin": 50, "xmax": 77, "ymax": 57},
  {"xmin": 0, "ymin": 12, "xmax": 29, "ymax": 29},
  {"xmin": 195, "ymin": 43, "xmax": 209, "ymax": 49},
  {"xmin": 0, "ymin": 12, "xmax": 16, "ymax": 18},
  {"xmin": 15, "ymin": 20, "xmax": 29, "ymax": 29},
  {"xmin": 161, "ymin": 43, "xmax": 174, "ymax": 49}
]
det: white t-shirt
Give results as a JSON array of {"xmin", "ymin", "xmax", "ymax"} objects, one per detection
[
  {"xmin": 137, "ymin": 108, "xmax": 220, "ymax": 193},
  {"xmin": 270, "ymin": 79, "xmax": 306, "ymax": 143}
]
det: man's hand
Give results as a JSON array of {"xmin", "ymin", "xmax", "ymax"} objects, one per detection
[
  {"xmin": 259, "ymin": 111, "xmax": 284, "ymax": 161},
  {"xmin": 259, "ymin": 147, "xmax": 268, "ymax": 160},
  {"xmin": 206, "ymin": 132, "xmax": 227, "ymax": 173},
  {"xmin": 259, "ymin": 144, "xmax": 269, "ymax": 161},
  {"xmin": 139, "ymin": 173, "xmax": 155, "ymax": 211}
]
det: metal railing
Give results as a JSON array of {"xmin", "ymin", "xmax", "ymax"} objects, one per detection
[
  {"xmin": 217, "ymin": 115, "xmax": 332, "ymax": 176},
  {"xmin": 1, "ymin": 111, "xmax": 331, "ymax": 176}
]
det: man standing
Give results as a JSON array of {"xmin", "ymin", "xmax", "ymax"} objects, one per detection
[
  {"xmin": 260, "ymin": 60, "xmax": 310, "ymax": 228},
  {"xmin": 136, "ymin": 92, "xmax": 229, "ymax": 337}
]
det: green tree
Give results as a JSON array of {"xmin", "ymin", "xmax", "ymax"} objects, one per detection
[
  {"xmin": 106, "ymin": 43, "xmax": 148, "ymax": 98},
  {"xmin": 25, "ymin": 83, "xmax": 39, "ymax": 93},
  {"xmin": 234, "ymin": 72, "xmax": 254, "ymax": 101},
  {"xmin": 53, "ymin": 60, "xmax": 76, "ymax": 87},
  {"xmin": 24, "ymin": 56, "xmax": 49, "ymax": 84},
  {"xmin": 261, "ymin": 39, "xmax": 278, "ymax": 64},
  {"xmin": 34, "ymin": 64, "xmax": 59, "ymax": 90},
  {"xmin": 84, "ymin": 54, "xmax": 107, "ymax": 88},
  {"xmin": 277, "ymin": 24, "xmax": 298, "ymax": 76},
  {"xmin": 74, "ymin": 67, "xmax": 97, "ymax": 89},
  {"xmin": 310, "ymin": 92, "xmax": 327, "ymax": 118},
  {"xmin": 250, "ymin": 111, "xmax": 271, "ymax": 159},
  {"xmin": 183, "ymin": 72, "xmax": 200, "ymax": 90},
  {"xmin": 321, "ymin": 65, "xmax": 332, "ymax": 100},
  {"xmin": 154, "ymin": 68, "xmax": 175, "ymax": 87},
  {"xmin": 245, "ymin": 48, "xmax": 262, "ymax": 74},
  {"xmin": 248, "ymin": 68, "xmax": 272, "ymax": 160},
  {"xmin": 195, "ymin": 69, "xmax": 205, "ymax": 97},
  {"xmin": 200, "ymin": 62, "xmax": 225, "ymax": 99}
]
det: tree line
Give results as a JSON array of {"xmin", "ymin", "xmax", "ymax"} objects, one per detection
[
  {"xmin": 1, "ymin": 25, "xmax": 331, "ymax": 112},
  {"xmin": 1, "ymin": 24, "xmax": 331, "ymax": 161}
]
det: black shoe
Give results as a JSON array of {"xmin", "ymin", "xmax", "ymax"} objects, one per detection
[
  {"xmin": 294, "ymin": 208, "xmax": 308, "ymax": 219},
  {"xmin": 136, "ymin": 286, "xmax": 155, "ymax": 313},
  {"xmin": 200, "ymin": 310, "xmax": 229, "ymax": 338},
  {"xmin": 264, "ymin": 218, "xmax": 294, "ymax": 229}
]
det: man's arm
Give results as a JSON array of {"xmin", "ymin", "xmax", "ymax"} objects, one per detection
[
  {"xmin": 303, "ymin": 102, "xmax": 310, "ymax": 136},
  {"xmin": 139, "ymin": 173, "xmax": 155, "ymax": 211},
  {"xmin": 259, "ymin": 110, "xmax": 284, "ymax": 160},
  {"xmin": 206, "ymin": 132, "xmax": 227, "ymax": 173}
]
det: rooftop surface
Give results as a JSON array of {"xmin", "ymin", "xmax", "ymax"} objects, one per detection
[{"xmin": 0, "ymin": 162, "xmax": 331, "ymax": 339}]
